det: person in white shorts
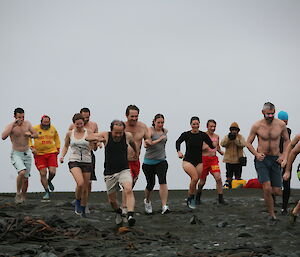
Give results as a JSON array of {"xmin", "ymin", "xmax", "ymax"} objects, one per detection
[{"xmin": 86, "ymin": 120, "xmax": 137, "ymax": 226}]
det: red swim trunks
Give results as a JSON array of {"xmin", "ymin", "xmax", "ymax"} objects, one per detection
[
  {"xmin": 201, "ymin": 156, "xmax": 220, "ymax": 180},
  {"xmin": 34, "ymin": 153, "xmax": 58, "ymax": 170},
  {"xmin": 128, "ymin": 160, "xmax": 140, "ymax": 180}
]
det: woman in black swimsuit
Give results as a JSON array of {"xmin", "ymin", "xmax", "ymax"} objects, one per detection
[{"xmin": 176, "ymin": 117, "xmax": 214, "ymax": 209}]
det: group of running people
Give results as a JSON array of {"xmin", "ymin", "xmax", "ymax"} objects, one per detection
[{"xmin": 2, "ymin": 102, "xmax": 300, "ymax": 226}]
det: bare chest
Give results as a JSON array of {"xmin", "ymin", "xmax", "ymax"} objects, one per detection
[
  {"xmin": 257, "ymin": 125, "xmax": 281, "ymax": 141},
  {"xmin": 126, "ymin": 128, "xmax": 145, "ymax": 142},
  {"xmin": 85, "ymin": 122, "xmax": 97, "ymax": 133},
  {"xmin": 12, "ymin": 125, "xmax": 28, "ymax": 138}
]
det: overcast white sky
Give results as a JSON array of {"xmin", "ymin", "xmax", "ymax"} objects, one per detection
[{"xmin": 0, "ymin": 0, "xmax": 299, "ymax": 193}]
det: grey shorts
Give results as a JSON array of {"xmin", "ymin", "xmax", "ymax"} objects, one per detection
[
  {"xmin": 254, "ymin": 155, "xmax": 282, "ymax": 187},
  {"xmin": 104, "ymin": 169, "xmax": 132, "ymax": 195},
  {"xmin": 10, "ymin": 149, "xmax": 32, "ymax": 178}
]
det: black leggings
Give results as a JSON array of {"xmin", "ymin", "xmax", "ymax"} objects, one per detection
[
  {"xmin": 142, "ymin": 161, "xmax": 168, "ymax": 191},
  {"xmin": 282, "ymin": 167, "xmax": 291, "ymax": 210},
  {"xmin": 225, "ymin": 163, "xmax": 242, "ymax": 180}
]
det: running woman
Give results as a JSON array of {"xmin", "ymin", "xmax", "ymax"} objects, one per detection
[
  {"xmin": 176, "ymin": 116, "xmax": 215, "ymax": 209},
  {"xmin": 60, "ymin": 113, "xmax": 93, "ymax": 218},
  {"xmin": 142, "ymin": 114, "xmax": 170, "ymax": 215}
]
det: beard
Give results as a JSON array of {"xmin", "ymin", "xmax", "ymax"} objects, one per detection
[
  {"xmin": 41, "ymin": 124, "xmax": 50, "ymax": 130},
  {"xmin": 113, "ymin": 137, "xmax": 121, "ymax": 142},
  {"xmin": 264, "ymin": 115, "xmax": 274, "ymax": 124}
]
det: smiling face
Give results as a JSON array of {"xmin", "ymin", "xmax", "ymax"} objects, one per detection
[
  {"xmin": 81, "ymin": 111, "xmax": 90, "ymax": 125},
  {"xmin": 74, "ymin": 119, "xmax": 84, "ymax": 130},
  {"xmin": 190, "ymin": 119, "xmax": 200, "ymax": 132},
  {"xmin": 207, "ymin": 122, "xmax": 216, "ymax": 133},
  {"xmin": 154, "ymin": 117, "xmax": 164, "ymax": 130},
  {"xmin": 126, "ymin": 110, "xmax": 139, "ymax": 126}
]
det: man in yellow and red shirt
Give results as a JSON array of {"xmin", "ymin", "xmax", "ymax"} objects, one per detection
[{"xmin": 30, "ymin": 115, "xmax": 60, "ymax": 201}]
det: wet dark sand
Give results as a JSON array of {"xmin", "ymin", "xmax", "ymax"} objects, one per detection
[{"xmin": 0, "ymin": 189, "xmax": 299, "ymax": 257}]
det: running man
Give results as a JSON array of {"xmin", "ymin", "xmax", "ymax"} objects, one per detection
[
  {"xmin": 69, "ymin": 107, "xmax": 99, "ymax": 212},
  {"xmin": 125, "ymin": 105, "xmax": 150, "ymax": 183},
  {"xmin": 283, "ymin": 137, "xmax": 300, "ymax": 224},
  {"xmin": 246, "ymin": 102, "xmax": 290, "ymax": 225},
  {"xmin": 30, "ymin": 115, "xmax": 60, "ymax": 201},
  {"xmin": 176, "ymin": 116, "xmax": 215, "ymax": 209},
  {"xmin": 86, "ymin": 120, "xmax": 138, "ymax": 226},
  {"xmin": 196, "ymin": 120, "xmax": 225, "ymax": 205},
  {"xmin": 122, "ymin": 105, "xmax": 151, "ymax": 212},
  {"xmin": 2, "ymin": 108, "xmax": 38, "ymax": 203}
]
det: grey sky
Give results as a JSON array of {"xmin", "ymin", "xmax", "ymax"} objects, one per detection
[{"xmin": 0, "ymin": 0, "xmax": 299, "ymax": 192}]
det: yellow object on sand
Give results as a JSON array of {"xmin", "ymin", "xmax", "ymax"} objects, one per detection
[{"xmin": 232, "ymin": 179, "xmax": 247, "ymax": 189}]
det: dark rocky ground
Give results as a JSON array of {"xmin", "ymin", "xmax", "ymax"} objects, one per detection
[{"xmin": 0, "ymin": 189, "xmax": 299, "ymax": 257}]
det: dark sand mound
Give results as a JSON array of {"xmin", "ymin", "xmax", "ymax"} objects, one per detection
[{"xmin": 0, "ymin": 189, "xmax": 299, "ymax": 257}]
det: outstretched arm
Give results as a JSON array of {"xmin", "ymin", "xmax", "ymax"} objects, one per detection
[
  {"xmin": 282, "ymin": 134, "xmax": 300, "ymax": 167},
  {"xmin": 85, "ymin": 132, "xmax": 106, "ymax": 143},
  {"xmin": 203, "ymin": 133, "xmax": 215, "ymax": 150},
  {"xmin": 283, "ymin": 142, "xmax": 300, "ymax": 181}
]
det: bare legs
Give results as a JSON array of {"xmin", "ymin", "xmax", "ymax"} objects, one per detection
[
  {"xmin": 70, "ymin": 167, "xmax": 91, "ymax": 207},
  {"xmin": 263, "ymin": 182, "xmax": 282, "ymax": 219},
  {"xmin": 182, "ymin": 161, "xmax": 202, "ymax": 196}
]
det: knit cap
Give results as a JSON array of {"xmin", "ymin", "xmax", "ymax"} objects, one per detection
[{"xmin": 229, "ymin": 122, "xmax": 240, "ymax": 131}]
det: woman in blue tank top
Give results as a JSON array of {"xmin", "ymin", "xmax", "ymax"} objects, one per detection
[{"xmin": 142, "ymin": 114, "xmax": 170, "ymax": 215}]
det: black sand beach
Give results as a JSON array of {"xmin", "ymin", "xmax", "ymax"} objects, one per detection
[{"xmin": 0, "ymin": 189, "xmax": 299, "ymax": 257}]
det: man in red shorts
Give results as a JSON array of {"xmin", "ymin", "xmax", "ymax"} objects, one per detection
[
  {"xmin": 196, "ymin": 120, "xmax": 225, "ymax": 204},
  {"xmin": 30, "ymin": 115, "xmax": 60, "ymax": 201},
  {"xmin": 122, "ymin": 105, "xmax": 151, "ymax": 213}
]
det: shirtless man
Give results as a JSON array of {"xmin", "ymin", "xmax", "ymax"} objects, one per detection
[
  {"xmin": 283, "ymin": 138, "xmax": 300, "ymax": 224},
  {"xmin": 86, "ymin": 120, "xmax": 138, "ymax": 226},
  {"xmin": 2, "ymin": 108, "xmax": 38, "ymax": 203},
  {"xmin": 122, "ymin": 105, "xmax": 150, "ymax": 212},
  {"xmin": 69, "ymin": 108, "xmax": 98, "ymax": 212},
  {"xmin": 247, "ymin": 102, "xmax": 290, "ymax": 224},
  {"xmin": 196, "ymin": 120, "xmax": 225, "ymax": 204}
]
